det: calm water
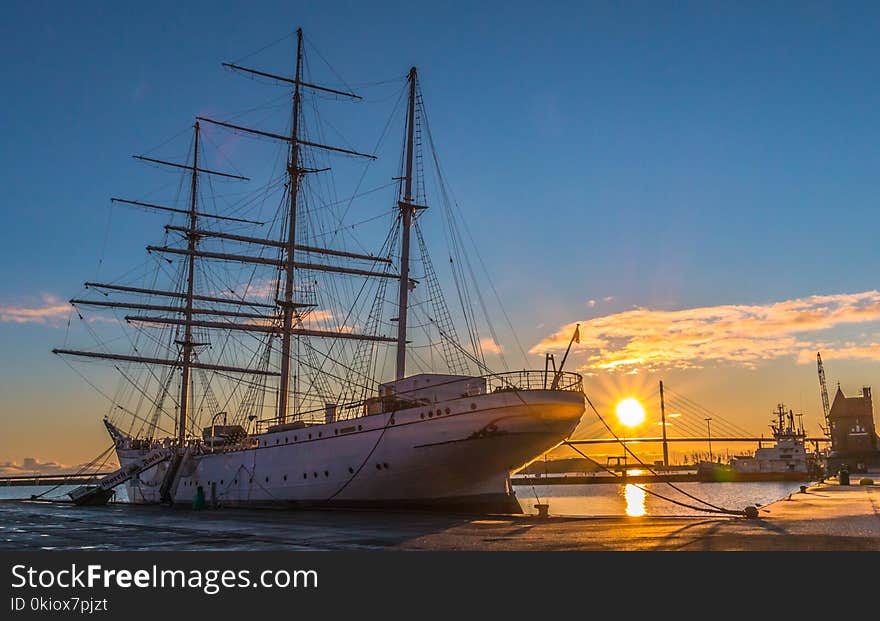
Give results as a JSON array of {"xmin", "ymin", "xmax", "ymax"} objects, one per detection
[
  {"xmin": 0, "ymin": 485, "xmax": 131, "ymax": 503},
  {"xmin": 513, "ymin": 481, "xmax": 812, "ymax": 517},
  {"xmin": 2, "ymin": 482, "xmax": 807, "ymax": 517}
]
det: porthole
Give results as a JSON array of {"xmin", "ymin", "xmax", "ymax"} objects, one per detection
[
  {"xmin": 390, "ymin": 418, "xmax": 395, "ymax": 425},
  {"xmin": 420, "ymin": 413, "xmax": 425, "ymax": 419},
  {"xmin": 220, "ymin": 480, "xmax": 224, "ymax": 485},
  {"xmin": 294, "ymin": 435, "xmax": 298, "ymax": 441},
  {"xmin": 324, "ymin": 470, "xmax": 329, "ymax": 477},
  {"xmin": 303, "ymin": 473, "xmax": 307, "ymax": 479},
  {"xmin": 383, "ymin": 463, "xmax": 389, "ymax": 469},
  {"xmin": 283, "ymin": 475, "xmax": 287, "ymax": 481},
  {"xmin": 348, "ymin": 467, "xmax": 354, "ymax": 474},
  {"xmin": 308, "ymin": 433, "xmax": 312, "ymax": 439},
  {"xmin": 358, "ymin": 425, "xmax": 362, "ymax": 431},
  {"xmin": 313, "ymin": 472, "xmax": 318, "ymax": 478},
  {"xmin": 428, "ymin": 412, "xmax": 433, "ymax": 418},
  {"xmin": 470, "ymin": 403, "xmax": 477, "ymax": 410},
  {"xmin": 334, "ymin": 429, "xmax": 338, "ymax": 435},
  {"xmin": 265, "ymin": 476, "xmax": 269, "ymax": 483},
  {"xmin": 376, "ymin": 463, "xmax": 382, "ymax": 470},
  {"xmin": 285, "ymin": 437, "xmax": 288, "ymax": 443},
  {"xmin": 318, "ymin": 432, "xmax": 322, "ymax": 438},
  {"xmin": 275, "ymin": 439, "xmax": 279, "ymax": 445},
  {"xmin": 445, "ymin": 408, "xmax": 450, "ymax": 414}
]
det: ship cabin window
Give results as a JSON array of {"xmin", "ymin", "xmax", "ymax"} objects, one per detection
[
  {"xmin": 285, "ymin": 437, "xmax": 288, "ymax": 443},
  {"xmin": 313, "ymin": 472, "xmax": 318, "ymax": 478},
  {"xmin": 420, "ymin": 413, "xmax": 425, "ymax": 419},
  {"xmin": 445, "ymin": 408, "xmax": 451, "ymax": 414},
  {"xmin": 283, "ymin": 475, "xmax": 287, "ymax": 481},
  {"xmin": 348, "ymin": 467, "xmax": 354, "ymax": 474},
  {"xmin": 308, "ymin": 433, "xmax": 312, "ymax": 439},
  {"xmin": 295, "ymin": 436, "xmax": 298, "ymax": 441},
  {"xmin": 358, "ymin": 425, "xmax": 362, "ymax": 431},
  {"xmin": 318, "ymin": 432, "xmax": 323, "ymax": 438},
  {"xmin": 265, "ymin": 476, "xmax": 269, "ymax": 482},
  {"xmin": 428, "ymin": 412, "xmax": 434, "ymax": 418},
  {"xmin": 324, "ymin": 470, "xmax": 329, "ymax": 477},
  {"xmin": 471, "ymin": 403, "xmax": 477, "ymax": 410}
]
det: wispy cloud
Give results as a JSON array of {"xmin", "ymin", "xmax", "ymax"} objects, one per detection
[
  {"xmin": 532, "ymin": 290, "xmax": 880, "ymax": 371},
  {"xmin": 479, "ymin": 337, "xmax": 503, "ymax": 355},
  {"xmin": 0, "ymin": 456, "xmax": 120, "ymax": 477},
  {"xmin": 0, "ymin": 294, "xmax": 70, "ymax": 325}
]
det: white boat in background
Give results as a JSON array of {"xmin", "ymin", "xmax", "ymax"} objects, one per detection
[
  {"xmin": 698, "ymin": 404, "xmax": 818, "ymax": 482},
  {"xmin": 55, "ymin": 29, "xmax": 585, "ymax": 513}
]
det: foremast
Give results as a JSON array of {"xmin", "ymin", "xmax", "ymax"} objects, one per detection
[
  {"xmin": 277, "ymin": 29, "xmax": 304, "ymax": 423},
  {"xmin": 177, "ymin": 121, "xmax": 200, "ymax": 444}
]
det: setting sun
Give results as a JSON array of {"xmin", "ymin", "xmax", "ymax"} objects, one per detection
[{"xmin": 615, "ymin": 398, "xmax": 646, "ymax": 427}]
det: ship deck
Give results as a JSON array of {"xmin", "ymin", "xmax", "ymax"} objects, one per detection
[{"xmin": 1, "ymin": 478, "xmax": 878, "ymax": 550}]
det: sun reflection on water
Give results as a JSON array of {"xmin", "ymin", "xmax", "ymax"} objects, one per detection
[{"xmin": 624, "ymin": 483, "xmax": 646, "ymax": 517}]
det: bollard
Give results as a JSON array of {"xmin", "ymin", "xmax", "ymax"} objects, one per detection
[
  {"xmin": 193, "ymin": 485, "xmax": 205, "ymax": 510},
  {"xmin": 839, "ymin": 467, "xmax": 850, "ymax": 486},
  {"xmin": 799, "ymin": 485, "xmax": 807, "ymax": 493},
  {"xmin": 534, "ymin": 503, "xmax": 550, "ymax": 518}
]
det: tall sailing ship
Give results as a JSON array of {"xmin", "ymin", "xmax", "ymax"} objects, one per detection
[{"xmin": 54, "ymin": 30, "xmax": 585, "ymax": 513}]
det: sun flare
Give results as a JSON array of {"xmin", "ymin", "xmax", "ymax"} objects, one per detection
[{"xmin": 615, "ymin": 398, "xmax": 646, "ymax": 427}]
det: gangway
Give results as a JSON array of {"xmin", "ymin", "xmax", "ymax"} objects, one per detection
[{"xmin": 67, "ymin": 447, "xmax": 173, "ymax": 506}]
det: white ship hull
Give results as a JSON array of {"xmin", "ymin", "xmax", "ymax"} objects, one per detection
[{"xmin": 114, "ymin": 388, "xmax": 584, "ymax": 513}]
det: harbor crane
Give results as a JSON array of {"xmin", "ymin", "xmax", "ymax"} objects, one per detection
[{"xmin": 817, "ymin": 352, "xmax": 831, "ymax": 437}]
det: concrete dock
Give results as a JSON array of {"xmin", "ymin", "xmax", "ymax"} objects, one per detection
[{"xmin": 1, "ymin": 479, "xmax": 877, "ymax": 551}]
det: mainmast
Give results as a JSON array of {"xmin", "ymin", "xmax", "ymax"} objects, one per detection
[
  {"xmin": 277, "ymin": 28, "xmax": 304, "ymax": 423},
  {"xmin": 395, "ymin": 67, "xmax": 418, "ymax": 381},
  {"xmin": 177, "ymin": 121, "xmax": 200, "ymax": 444}
]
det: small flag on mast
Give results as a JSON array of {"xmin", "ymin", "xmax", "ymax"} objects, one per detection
[{"xmin": 574, "ymin": 324, "xmax": 580, "ymax": 344}]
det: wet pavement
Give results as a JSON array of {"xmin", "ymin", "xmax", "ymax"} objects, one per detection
[{"xmin": 1, "ymin": 480, "xmax": 878, "ymax": 551}]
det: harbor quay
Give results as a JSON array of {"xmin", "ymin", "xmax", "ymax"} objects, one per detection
[{"xmin": 1, "ymin": 478, "xmax": 877, "ymax": 551}]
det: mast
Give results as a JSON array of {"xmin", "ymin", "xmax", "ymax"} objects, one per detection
[
  {"xmin": 177, "ymin": 121, "xmax": 200, "ymax": 444},
  {"xmin": 277, "ymin": 28, "xmax": 304, "ymax": 423},
  {"xmin": 57, "ymin": 33, "xmax": 383, "ymax": 431},
  {"xmin": 395, "ymin": 67, "xmax": 418, "ymax": 381}
]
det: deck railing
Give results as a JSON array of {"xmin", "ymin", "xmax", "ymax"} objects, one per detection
[
  {"xmin": 253, "ymin": 370, "xmax": 584, "ymax": 431},
  {"xmin": 484, "ymin": 370, "xmax": 583, "ymax": 393}
]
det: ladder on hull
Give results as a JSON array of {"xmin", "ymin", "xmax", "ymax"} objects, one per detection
[
  {"xmin": 68, "ymin": 447, "xmax": 173, "ymax": 506},
  {"xmin": 159, "ymin": 445, "xmax": 191, "ymax": 505}
]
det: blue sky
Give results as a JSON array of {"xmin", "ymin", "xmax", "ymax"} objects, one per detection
[{"xmin": 3, "ymin": 1, "xmax": 880, "ymax": 465}]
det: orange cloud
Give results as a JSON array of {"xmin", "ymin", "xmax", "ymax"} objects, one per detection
[
  {"xmin": 532, "ymin": 291, "xmax": 880, "ymax": 371},
  {"xmin": 479, "ymin": 337, "xmax": 503, "ymax": 355},
  {"xmin": 0, "ymin": 294, "xmax": 70, "ymax": 325}
]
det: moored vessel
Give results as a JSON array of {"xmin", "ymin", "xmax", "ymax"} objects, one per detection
[
  {"xmin": 697, "ymin": 403, "xmax": 819, "ymax": 482},
  {"xmin": 53, "ymin": 29, "xmax": 586, "ymax": 513}
]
